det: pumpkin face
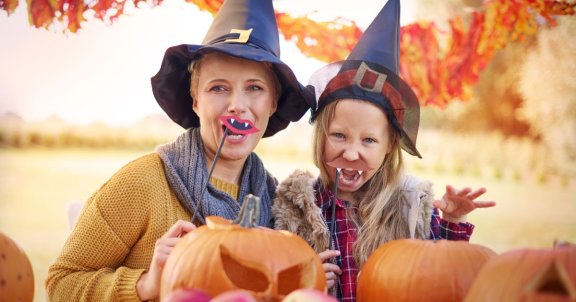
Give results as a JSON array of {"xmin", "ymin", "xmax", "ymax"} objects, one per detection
[
  {"xmin": 0, "ymin": 232, "xmax": 34, "ymax": 302},
  {"xmin": 357, "ymin": 239, "xmax": 496, "ymax": 302},
  {"xmin": 161, "ymin": 195, "xmax": 326, "ymax": 302},
  {"xmin": 465, "ymin": 245, "xmax": 576, "ymax": 302}
]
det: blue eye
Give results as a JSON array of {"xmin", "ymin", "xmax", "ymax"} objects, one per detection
[
  {"xmin": 248, "ymin": 85, "xmax": 263, "ymax": 91},
  {"xmin": 331, "ymin": 133, "xmax": 345, "ymax": 139},
  {"xmin": 364, "ymin": 137, "xmax": 377, "ymax": 144}
]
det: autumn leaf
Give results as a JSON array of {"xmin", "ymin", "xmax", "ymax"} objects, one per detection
[{"xmin": 0, "ymin": 0, "xmax": 19, "ymax": 14}]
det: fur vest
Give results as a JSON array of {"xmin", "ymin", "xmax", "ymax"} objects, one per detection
[{"xmin": 272, "ymin": 170, "xmax": 435, "ymax": 253}]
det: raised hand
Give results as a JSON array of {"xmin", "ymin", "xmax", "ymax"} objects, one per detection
[{"xmin": 432, "ymin": 185, "xmax": 496, "ymax": 222}]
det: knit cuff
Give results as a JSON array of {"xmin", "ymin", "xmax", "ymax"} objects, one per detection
[{"xmin": 116, "ymin": 267, "xmax": 147, "ymax": 301}]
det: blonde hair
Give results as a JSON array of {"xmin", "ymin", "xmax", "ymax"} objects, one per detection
[
  {"xmin": 188, "ymin": 54, "xmax": 281, "ymax": 103},
  {"xmin": 312, "ymin": 99, "xmax": 407, "ymax": 268}
]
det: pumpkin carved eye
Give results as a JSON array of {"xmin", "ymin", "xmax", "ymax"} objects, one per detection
[
  {"xmin": 220, "ymin": 245, "xmax": 270, "ymax": 292},
  {"xmin": 527, "ymin": 260, "xmax": 575, "ymax": 298},
  {"xmin": 277, "ymin": 257, "xmax": 318, "ymax": 295}
]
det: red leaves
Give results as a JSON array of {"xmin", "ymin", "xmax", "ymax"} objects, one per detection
[
  {"xmin": 2, "ymin": 0, "xmax": 574, "ymax": 107},
  {"xmin": 277, "ymin": 12, "xmax": 362, "ymax": 63},
  {"xmin": 0, "ymin": 0, "xmax": 19, "ymax": 14},
  {"xmin": 399, "ymin": 0, "xmax": 575, "ymax": 107}
]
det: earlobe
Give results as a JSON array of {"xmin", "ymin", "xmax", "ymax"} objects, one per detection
[
  {"xmin": 269, "ymin": 98, "xmax": 278, "ymax": 116},
  {"xmin": 191, "ymin": 94, "xmax": 198, "ymax": 114}
]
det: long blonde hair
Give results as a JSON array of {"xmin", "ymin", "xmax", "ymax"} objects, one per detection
[{"xmin": 312, "ymin": 100, "xmax": 407, "ymax": 267}]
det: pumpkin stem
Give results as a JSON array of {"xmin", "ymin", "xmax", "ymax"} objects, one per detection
[{"xmin": 233, "ymin": 194, "xmax": 261, "ymax": 228}]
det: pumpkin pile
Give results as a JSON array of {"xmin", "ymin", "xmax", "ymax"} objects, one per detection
[
  {"xmin": 0, "ymin": 232, "xmax": 34, "ymax": 302},
  {"xmin": 357, "ymin": 239, "xmax": 496, "ymax": 302},
  {"xmin": 160, "ymin": 194, "xmax": 326, "ymax": 302}
]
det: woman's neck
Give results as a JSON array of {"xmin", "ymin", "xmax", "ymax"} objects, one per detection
[{"xmin": 204, "ymin": 153, "xmax": 246, "ymax": 185}]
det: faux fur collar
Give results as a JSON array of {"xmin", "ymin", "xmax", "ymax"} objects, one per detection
[{"xmin": 272, "ymin": 170, "xmax": 434, "ymax": 253}]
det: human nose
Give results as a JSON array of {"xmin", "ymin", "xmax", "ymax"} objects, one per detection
[
  {"xmin": 341, "ymin": 143, "xmax": 360, "ymax": 161},
  {"xmin": 227, "ymin": 91, "xmax": 248, "ymax": 114}
]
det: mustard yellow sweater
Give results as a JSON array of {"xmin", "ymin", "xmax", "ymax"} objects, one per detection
[{"xmin": 46, "ymin": 153, "xmax": 190, "ymax": 302}]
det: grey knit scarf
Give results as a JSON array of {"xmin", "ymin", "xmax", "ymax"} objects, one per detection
[{"xmin": 156, "ymin": 128, "xmax": 275, "ymax": 227}]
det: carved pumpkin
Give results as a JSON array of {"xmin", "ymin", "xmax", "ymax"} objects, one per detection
[
  {"xmin": 465, "ymin": 245, "xmax": 576, "ymax": 302},
  {"xmin": 160, "ymin": 195, "xmax": 326, "ymax": 302},
  {"xmin": 0, "ymin": 232, "xmax": 34, "ymax": 302},
  {"xmin": 357, "ymin": 239, "xmax": 496, "ymax": 302}
]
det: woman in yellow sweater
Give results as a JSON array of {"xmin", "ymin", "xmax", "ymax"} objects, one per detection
[{"xmin": 45, "ymin": 0, "xmax": 312, "ymax": 301}]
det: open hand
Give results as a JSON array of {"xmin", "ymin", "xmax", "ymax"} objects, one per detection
[{"xmin": 432, "ymin": 185, "xmax": 496, "ymax": 222}]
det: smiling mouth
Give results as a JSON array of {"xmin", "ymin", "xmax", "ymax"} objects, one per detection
[{"xmin": 220, "ymin": 116, "xmax": 259, "ymax": 135}]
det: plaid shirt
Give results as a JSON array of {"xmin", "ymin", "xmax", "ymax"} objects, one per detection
[{"xmin": 315, "ymin": 184, "xmax": 474, "ymax": 302}]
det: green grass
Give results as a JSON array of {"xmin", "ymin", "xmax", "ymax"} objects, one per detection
[{"xmin": 1, "ymin": 148, "xmax": 575, "ymax": 301}]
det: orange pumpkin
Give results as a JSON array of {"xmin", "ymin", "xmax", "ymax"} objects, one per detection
[
  {"xmin": 357, "ymin": 239, "xmax": 496, "ymax": 302},
  {"xmin": 160, "ymin": 195, "xmax": 326, "ymax": 302},
  {"xmin": 465, "ymin": 245, "xmax": 576, "ymax": 302},
  {"xmin": 0, "ymin": 232, "xmax": 34, "ymax": 302}
]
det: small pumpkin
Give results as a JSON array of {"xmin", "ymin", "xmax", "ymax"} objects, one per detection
[
  {"xmin": 161, "ymin": 194, "xmax": 326, "ymax": 302},
  {"xmin": 211, "ymin": 290, "xmax": 258, "ymax": 302},
  {"xmin": 465, "ymin": 245, "xmax": 576, "ymax": 302},
  {"xmin": 357, "ymin": 239, "xmax": 496, "ymax": 302},
  {"xmin": 282, "ymin": 289, "xmax": 338, "ymax": 302},
  {"xmin": 163, "ymin": 288, "xmax": 211, "ymax": 302},
  {"xmin": 0, "ymin": 232, "xmax": 34, "ymax": 302}
]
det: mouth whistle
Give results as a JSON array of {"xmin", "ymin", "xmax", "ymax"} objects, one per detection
[{"xmin": 220, "ymin": 115, "xmax": 259, "ymax": 135}]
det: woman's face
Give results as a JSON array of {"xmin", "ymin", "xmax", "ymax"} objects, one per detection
[
  {"xmin": 323, "ymin": 99, "xmax": 392, "ymax": 201},
  {"xmin": 192, "ymin": 53, "xmax": 278, "ymax": 162}
]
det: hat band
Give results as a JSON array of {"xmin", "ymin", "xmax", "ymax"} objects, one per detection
[
  {"xmin": 319, "ymin": 67, "xmax": 405, "ymax": 126},
  {"xmin": 207, "ymin": 33, "xmax": 278, "ymax": 57}
]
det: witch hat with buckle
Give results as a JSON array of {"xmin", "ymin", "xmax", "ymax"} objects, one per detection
[
  {"xmin": 308, "ymin": 0, "xmax": 422, "ymax": 158},
  {"xmin": 151, "ymin": 0, "xmax": 313, "ymax": 137}
]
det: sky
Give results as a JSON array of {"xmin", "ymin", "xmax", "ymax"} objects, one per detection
[{"xmin": 0, "ymin": 0, "xmax": 417, "ymax": 126}]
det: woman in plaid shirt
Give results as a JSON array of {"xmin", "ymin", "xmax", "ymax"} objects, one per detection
[{"xmin": 272, "ymin": 0, "xmax": 496, "ymax": 301}]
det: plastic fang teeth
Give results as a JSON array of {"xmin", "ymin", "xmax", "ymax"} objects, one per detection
[
  {"xmin": 358, "ymin": 171, "xmax": 363, "ymax": 175},
  {"xmin": 245, "ymin": 122, "xmax": 249, "ymax": 127},
  {"xmin": 337, "ymin": 168, "xmax": 342, "ymax": 173},
  {"xmin": 231, "ymin": 118, "xmax": 235, "ymax": 124}
]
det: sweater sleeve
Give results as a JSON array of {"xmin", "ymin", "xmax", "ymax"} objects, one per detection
[{"xmin": 46, "ymin": 153, "xmax": 175, "ymax": 302}]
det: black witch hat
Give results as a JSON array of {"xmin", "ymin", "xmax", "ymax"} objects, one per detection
[
  {"xmin": 309, "ymin": 0, "xmax": 422, "ymax": 158},
  {"xmin": 151, "ymin": 0, "xmax": 313, "ymax": 137}
]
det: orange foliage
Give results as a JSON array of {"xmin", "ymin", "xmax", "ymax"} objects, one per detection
[
  {"xmin": 276, "ymin": 13, "xmax": 362, "ymax": 63},
  {"xmin": 2, "ymin": 0, "xmax": 575, "ymax": 107},
  {"xmin": 0, "ymin": 0, "xmax": 18, "ymax": 14}
]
